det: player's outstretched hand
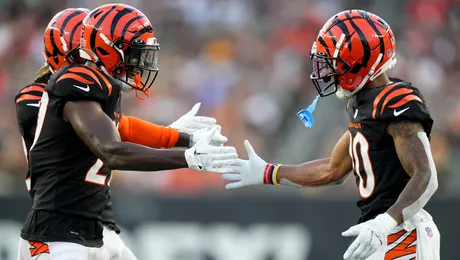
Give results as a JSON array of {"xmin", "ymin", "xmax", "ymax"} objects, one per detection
[
  {"xmin": 221, "ymin": 140, "xmax": 267, "ymax": 189},
  {"xmin": 169, "ymin": 102, "xmax": 217, "ymax": 133},
  {"xmin": 342, "ymin": 213, "xmax": 397, "ymax": 260},
  {"xmin": 169, "ymin": 102, "xmax": 228, "ymax": 146},
  {"xmin": 191, "ymin": 125, "xmax": 228, "ymax": 147},
  {"xmin": 185, "ymin": 126, "xmax": 237, "ymax": 173}
]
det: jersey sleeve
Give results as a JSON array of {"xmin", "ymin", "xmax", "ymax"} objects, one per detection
[
  {"xmin": 376, "ymin": 83, "xmax": 433, "ymax": 135},
  {"xmin": 15, "ymin": 83, "xmax": 45, "ymax": 139},
  {"xmin": 46, "ymin": 65, "xmax": 110, "ymax": 105}
]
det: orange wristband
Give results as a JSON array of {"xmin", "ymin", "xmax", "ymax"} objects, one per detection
[{"xmin": 118, "ymin": 115, "xmax": 179, "ymax": 148}]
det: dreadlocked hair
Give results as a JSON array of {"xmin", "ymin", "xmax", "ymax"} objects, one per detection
[{"xmin": 35, "ymin": 64, "xmax": 52, "ymax": 83}]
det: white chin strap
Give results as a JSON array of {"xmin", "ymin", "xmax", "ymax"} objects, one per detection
[{"xmin": 336, "ymin": 52, "xmax": 397, "ymax": 100}]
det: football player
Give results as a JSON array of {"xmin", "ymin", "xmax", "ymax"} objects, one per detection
[
  {"xmin": 15, "ymin": 8, "xmax": 222, "ymax": 260},
  {"xmin": 17, "ymin": 4, "xmax": 236, "ymax": 260},
  {"xmin": 222, "ymin": 10, "xmax": 440, "ymax": 260}
]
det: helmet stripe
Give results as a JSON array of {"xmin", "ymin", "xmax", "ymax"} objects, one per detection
[
  {"xmin": 49, "ymin": 28, "xmax": 64, "ymax": 58},
  {"xmin": 89, "ymin": 5, "xmax": 117, "ymax": 53},
  {"xmin": 359, "ymin": 13, "xmax": 386, "ymax": 64},
  {"xmin": 68, "ymin": 20, "xmax": 83, "ymax": 49},
  {"xmin": 110, "ymin": 7, "xmax": 136, "ymax": 37},
  {"xmin": 60, "ymin": 10, "xmax": 85, "ymax": 37},
  {"xmin": 335, "ymin": 18, "xmax": 353, "ymax": 51},
  {"xmin": 344, "ymin": 12, "xmax": 370, "ymax": 68},
  {"xmin": 317, "ymin": 36, "xmax": 332, "ymax": 57},
  {"xmin": 48, "ymin": 24, "xmax": 65, "ymax": 57},
  {"xmin": 121, "ymin": 15, "xmax": 147, "ymax": 39},
  {"xmin": 327, "ymin": 30, "xmax": 337, "ymax": 48},
  {"xmin": 357, "ymin": 10, "xmax": 369, "ymax": 20}
]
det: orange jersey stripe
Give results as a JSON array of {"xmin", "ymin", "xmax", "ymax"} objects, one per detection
[
  {"xmin": 385, "ymin": 230, "xmax": 417, "ymax": 260},
  {"xmin": 29, "ymin": 241, "xmax": 50, "ymax": 257},
  {"xmin": 68, "ymin": 67, "xmax": 102, "ymax": 87},
  {"xmin": 387, "ymin": 230, "xmax": 406, "ymax": 244},
  {"xmin": 16, "ymin": 94, "xmax": 42, "ymax": 104},
  {"xmin": 20, "ymin": 85, "xmax": 45, "ymax": 94},
  {"xmin": 91, "ymin": 67, "xmax": 113, "ymax": 96},
  {"xmin": 389, "ymin": 95, "xmax": 423, "ymax": 109},
  {"xmin": 56, "ymin": 73, "xmax": 94, "ymax": 85},
  {"xmin": 380, "ymin": 88, "xmax": 413, "ymax": 115},
  {"xmin": 372, "ymin": 83, "xmax": 398, "ymax": 119}
]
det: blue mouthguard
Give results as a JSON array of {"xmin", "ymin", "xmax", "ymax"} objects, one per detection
[{"xmin": 297, "ymin": 95, "xmax": 320, "ymax": 129}]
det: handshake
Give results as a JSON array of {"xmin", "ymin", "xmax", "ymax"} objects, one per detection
[
  {"xmin": 175, "ymin": 103, "xmax": 266, "ymax": 190},
  {"xmin": 169, "ymin": 102, "xmax": 237, "ymax": 174}
]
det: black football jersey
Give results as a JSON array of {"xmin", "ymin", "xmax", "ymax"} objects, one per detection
[
  {"xmin": 21, "ymin": 64, "xmax": 121, "ymax": 246},
  {"xmin": 15, "ymin": 83, "xmax": 46, "ymax": 152},
  {"xmin": 15, "ymin": 83, "xmax": 46, "ymax": 196},
  {"xmin": 346, "ymin": 78, "xmax": 433, "ymax": 223}
]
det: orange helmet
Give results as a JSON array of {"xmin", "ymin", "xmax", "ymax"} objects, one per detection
[
  {"xmin": 310, "ymin": 10, "xmax": 396, "ymax": 99},
  {"xmin": 79, "ymin": 4, "xmax": 159, "ymax": 92},
  {"xmin": 43, "ymin": 8, "xmax": 90, "ymax": 72}
]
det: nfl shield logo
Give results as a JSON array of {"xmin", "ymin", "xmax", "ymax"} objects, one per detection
[{"xmin": 425, "ymin": 227, "xmax": 433, "ymax": 237}]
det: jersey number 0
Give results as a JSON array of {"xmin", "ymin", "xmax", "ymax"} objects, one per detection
[{"xmin": 349, "ymin": 132, "xmax": 375, "ymax": 198}]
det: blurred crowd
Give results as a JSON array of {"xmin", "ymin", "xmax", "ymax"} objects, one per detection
[{"xmin": 0, "ymin": 0, "xmax": 459, "ymax": 198}]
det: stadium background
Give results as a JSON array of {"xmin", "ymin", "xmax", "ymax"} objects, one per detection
[{"xmin": 0, "ymin": 0, "xmax": 459, "ymax": 259}]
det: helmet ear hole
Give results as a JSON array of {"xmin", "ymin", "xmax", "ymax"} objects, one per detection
[
  {"xmin": 114, "ymin": 40, "xmax": 124, "ymax": 50},
  {"xmin": 114, "ymin": 67, "xmax": 123, "ymax": 75}
]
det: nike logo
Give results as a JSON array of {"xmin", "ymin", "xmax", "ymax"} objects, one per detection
[
  {"xmin": 73, "ymin": 84, "xmax": 90, "ymax": 92},
  {"xmin": 394, "ymin": 107, "xmax": 410, "ymax": 116},
  {"xmin": 26, "ymin": 102, "xmax": 40, "ymax": 107},
  {"xmin": 194, "ymin": 151, "xmax": 206, "ymax": 156}
]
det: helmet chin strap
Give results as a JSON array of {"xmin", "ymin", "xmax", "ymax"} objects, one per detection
[{"xmin": 336, "ymin": 53, "xmax": 384, "ymax": 100}]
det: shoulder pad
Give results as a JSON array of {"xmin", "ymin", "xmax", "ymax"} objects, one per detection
[
  {"xmin": 15, "ymin": 83, "xmax": 45, "ymax": 139},
  {"xmin": 372, "ymin": 82, "xmax": 433, "ymax": 134},
  {"xmin": 15, "ymin": 83, "xmax": 45, "ymax": 106},
  {"xmin": 47, "ymin": 65, "xmax": 114, "ymax": 104}
]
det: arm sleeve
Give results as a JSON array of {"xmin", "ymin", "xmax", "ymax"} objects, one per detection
[{"xmin": 118, "ymin": 115, "xmax": 180, "ymax": 148}]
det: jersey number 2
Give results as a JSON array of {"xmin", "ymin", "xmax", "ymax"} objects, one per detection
[
  {"xmin": 85, "ymin": 159, "xmax": 111, "ymax": 186},
  {"xmin": 31, "ymin": 92, "xmax": 110, "ymax": 186},
  {"xmin": 349, "ymin": 132, "xmax": 375, "ymax": 198}
]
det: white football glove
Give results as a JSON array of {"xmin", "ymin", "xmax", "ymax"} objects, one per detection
[
  {"xmin": 342, "ymin": 213, "xmax": 398, "ymax": 260},
  {"xmin": 221, "ymin": 140, "xmax": 268, "ymax": 189},
  {"xmin": 185, "ymin": 126, "xmax": 237, "ymax": 173},
  {"xmin": 169, "ymin": 102, "xmax": 217, "ymax": 134},
  {"xmin": 190, "ymin": 125, "xmax": 228, "ymax": 147}
]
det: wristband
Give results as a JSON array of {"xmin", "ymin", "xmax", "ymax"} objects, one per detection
[
  {"xmin": 263, "ymin": 163, "xmax": 282, "ymax": 186},
  {"xmin": 273, "ymin": 164, "xmax": 282, "ymax": 186}
]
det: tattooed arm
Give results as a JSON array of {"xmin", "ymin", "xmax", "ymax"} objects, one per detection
[{"xmin": 386, "ymin": 120, "xmax": 438, "ymax": 224}]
